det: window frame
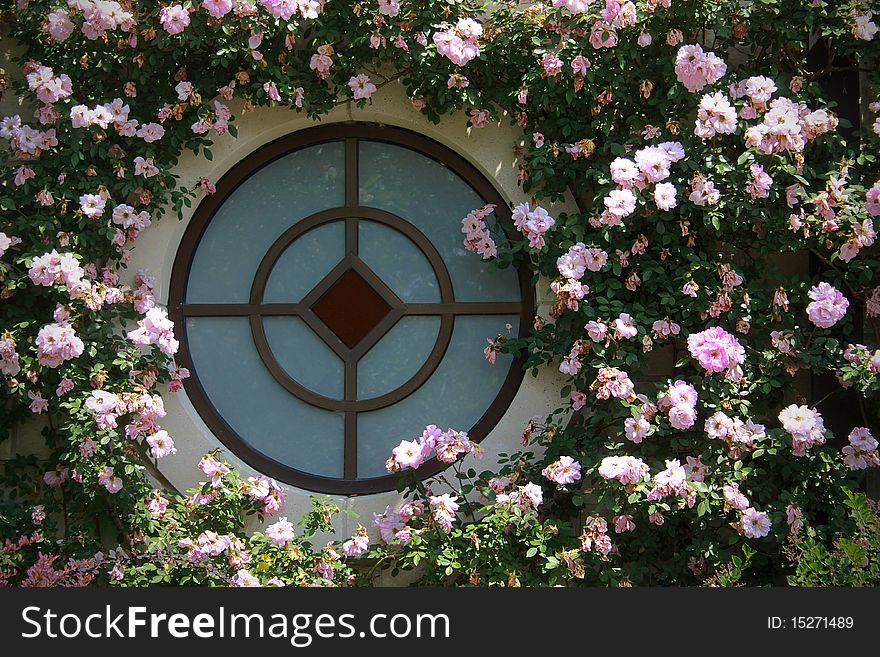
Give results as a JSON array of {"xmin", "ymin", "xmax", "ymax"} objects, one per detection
[{"xmin": 169, "ymin": 122, "xmax": 534, "ymax": 494}]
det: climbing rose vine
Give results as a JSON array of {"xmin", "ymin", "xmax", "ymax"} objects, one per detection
[{"xmin": 0, "ymin": 0, "xmax": 879, "ymax": 586}]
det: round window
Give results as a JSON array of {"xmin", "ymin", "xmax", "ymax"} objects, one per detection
[{"xmin": 169, "ymin": 123, "xmax": 533, "ymax": 494}]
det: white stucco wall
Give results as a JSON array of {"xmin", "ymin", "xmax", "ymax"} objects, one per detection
[{"xmin": 126, "ymin": 80, "xmax": 577, "ymax": 538}]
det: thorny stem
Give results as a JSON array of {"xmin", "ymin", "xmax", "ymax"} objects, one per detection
[
  {"xmin": 804, "ymin": 325, "xmax": 817, "ymax": 351},
  {"xmin": 451, "ymin": 461, "xmax": 478, "ymax": 523},
  {"xmin": 132, "ymin": 439, "xmax": 178, "ymax": 493},
  {"xmin": 60, "ymin": 486, "xmax": 68, "ymax": 536},
  {"xmin": 813, "ymin": 388, "xmax": 839, "ymax": 408},
  {"xmin": 856, "ymin": 394, "xmax": 872, "ymax": 432},
  {"xmin": 102, "ymin": 492, "xmax": 132, "ymax": 550},
  {"xmin": 333, "ymin": 69, "xmax": 410, "ymax": 108},
  {"xmin": 365, "ymin": 552, "xmax": 396, "ymax": 581},
  {"xmin": 584, "ymin": 415, "xmax": 632, "ymax": 437}
]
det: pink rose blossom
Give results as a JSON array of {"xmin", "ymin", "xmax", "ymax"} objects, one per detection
[
  {"xmin": 98, "ymin": 466, "xmax": 123, "ymax": 494},
  {"xmin": 654, "ymin": 182, "xmax": 677, "ymax": 210},
  {"xmin": 348, "ymin": 74, "xmax": 377, "ymax": 100},
  {"xmin": 136, "ymin": 122, "xmax": 165, "ymax": 143},
  {"xmin": 613, "ymin": 313, "xmax": 638, "ymax": 339},
  {"xmin": 343, "ymin": 534, "xmax": 369, "ymax": 557},
  {"xmin": 687, "ymin": 326, "xmax": 745, "ymax": 377},
  {"xmin": 159, "ymin": 4, "xmax": 190, "ymax": 35},
  {"xmin": 741, "ymin": 508, "xmax": 771, "ymax": 538},
  {"xmin": 585, "ymin": 320, "xmax": 607, "ymax": 341},
  {"xmin": 542, "ymin": 456, "xmax": 582, "ymax": 485},
  {"xmin": 778, "ymin": 404, "xmax": 826, "ymax": 456},
  {"xmin": 598, "ymin": 455, "xmax": 649, "ymax": 485},
  {"xmin": 146, "ymin": 430, "xmax": 177, "ymax": 459},
  {"xmin": 624, "ymin": 415, "xmax": 650, "ymax": 443},
  {"xmin": 614, "ymin": 515, "xmax": 635, "ymax": 533},
  {"xmin": 46, "ymin": 9, "xmax": 75, "ymax": 41},
  {"xmin": 36, "ymin": 323, "xmax": 84, "ymax": 367},
  {"xmin": 675, "ymin": 43, "xmax": 727, "ymax": 93},
  {"xmin": 203, "ymin": 0, "xmax": 233, "ymax": 18},
  {"xmin": 603, "ymin": 188, "xmax": 637, "ymax": 218},
  {"xmin": 265, "ymin": 517, "xmax": 295, "ymax": 545},
  {"xmin": 429, "ymin": 494, "xmax": 459, "ymax": 534},
  {"xmin": 29, "ymin": 391, "xmax": 48, "ymax": 414},
  {"xmin": 805, "ymin": 282, "xmax": 848, "ymax": 328}
]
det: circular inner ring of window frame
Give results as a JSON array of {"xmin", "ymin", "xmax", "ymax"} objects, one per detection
[{"xmin": 169, "ymin": 122, "xmax": 535, "ymax": 495}]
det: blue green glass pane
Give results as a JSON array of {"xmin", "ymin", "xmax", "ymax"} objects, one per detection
[
  {"xmin": 186, "ymin": 317, "xmax": 344, "ymax": 478},
  {"xmin": 262, "ymin": 316, "xmax": 344, "ymax": 399},
  {"xmin": 356, "ymin": 316, "xmax": 519, "ymax": 479},
  {"xmin": 358, "ymin": 221, "xmax": 440, "ymax": 303},
  {"xmin": 187, "ymin": 142, "xmax": 345, "ymax": 303},
  {"xmin": 357, "ymin": 317, "xmax": 441, "ymax": 399},
  {"xmin": 358, "ymin": 141, "xmax": 520, "ymax": 303},
  {"xmin": 264, "ymin": 222, "xmax": 345, "ymax": 303}
]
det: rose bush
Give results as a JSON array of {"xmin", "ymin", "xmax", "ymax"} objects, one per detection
[{"xmin": 0, "ymin": 0, "xmax": 878, "ymax": 586}]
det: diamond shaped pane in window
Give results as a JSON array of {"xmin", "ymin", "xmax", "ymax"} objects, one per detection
[{"xmin": 310, "ymin": 269, "xmax": 392, "ymax": 348}]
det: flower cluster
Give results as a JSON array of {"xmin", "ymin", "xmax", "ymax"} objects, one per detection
[
  {"xmin": 841, "ymin": 427, "xmax": 879, "ymax": 470},
  {"xmin": 494, "ymin": 482, "xmax": 543, "ymax": 512},
  {"xmin": 590, "ymin": 367, "xmax": 636, "ymax": 401},
  {"xmin": 557, "ymin": 243, "xmax": 607, "ymax": 280},
  {"xmin": 512, "ymin": 202, "xmax": 556, "ymax": 249},
  {"xmin": 647, "ymin": 459, "xmax": 695, "ymax": 507},
  {"xmin": 179, "ymin": 531, "xmax": 247, "ymax": 566},
  {"xmin": 461, "ymin": 204, "xmax": 498, "ymax": 259},
  {"xmin": 694, "ymin": 91, "xmax": 737, "ymax": 139},
  {"xmin": 0, "ymin": 113, "xmax": 58, "ymax": 156},
  {"xmin": 686, "ymin": 326, "xmax": 745, "ymax": 378},
  {"xmin": 126, "ymin": 307, "xmax": 179, "ymax": 355},
  {"xmin": 657, "ymin": 379, "xmax": 698, "ymax": 430},
  {"xmin": 542, "ymin": 456, "xmax": 582, "ymax": 486},
  {"xmin": 603, "ymin": 142, "xmax": 686, "ymax": 224},
  {"xmin": 35, "ymin": 323, "xmax": 84, "ymax": 368},
  {"xmin": 0, "ymin": 334, "xmax": 21, "ymax": 376},
  {"xmin": 433, "ymin": 18, "xmax": 483, "ymax": 66},
  {"xmin": 0, "ymin": 0, "xmax": 877, "ymax": 590},
  {"xmin": 778, "ymin": 404, "xmax": 826, "ymax": 456},
  {"xmin": 259, "ymin": 0, "xmax": 326, "ymax": 21},
  {"xmin": 385, "ymin": 425, "xmax": 480, "ymax": 472},
  {"xmin": 244, "ymin": 476, "xmax": 286, "ymax": 514},
  {"xmin": 704, "ymin": 412, "xmax": 766, "ymax": 458},
  {"xmin": 598, "ymin": 455, "xmax": 650, "ymax": 485},
  {"xmin": 429, "ymin": 494, "xmax": 460, "ymax": 534},
  {"xmin": 674, "ymin": 43, "xmax": 727, "ymax": 92},
  {"xmin": 579, "ymin": 516, "xmax": 613, "ymax": 557},
  {"xmin": 58, "ymin": 0, "xmax": 135, "ymax": 41},
  {"xmin": 372, "ymin": 500, "xmax": 425, "ymax": 544},
  {"xmin": 743, "ymin": 97, "xmax": 836, "ymax": 154},
  {"xmin": 805, "ymin": 282, "xmax": 849, "ymax": 329},
  {"xmin": 551, "ymin": 278, "xmax": 589, "ymax": 314},
  {"xmin": 26, "ymin": 65, "xmax": 72, "ymax": 105},
  {"xmin": 28, "ymin": 250, "xmax": 84, "ymax": 293},
  {"xmin": 85, "ymin": 390, "xmax": 126, "ymax": 430}
]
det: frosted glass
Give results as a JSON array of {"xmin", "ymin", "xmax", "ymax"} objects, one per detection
[
  {"xmin": 187, "ymin": 317, "xmax": 344, "ymax": 478},
  {"xmin": 358, "ymin": 317, "xmax": 441, "ymax": 399},
  {"xmin": 357, "ymin": 316, "xmax": 519, "ymax": 478},
  {"xmin": 187, "ymin": 142, "xmax": 345, "ymax": 303},
  {"xmin": 264, "ymin": 222, "xmax": 344, "ymax": 303},
  {"xmin": 358, "ymin": 221, "xmax": 440, "ymax": 303},
  {"xmin": 359, "ymin": 141, "xmax": 520, "ymax": 302},
  {"xmin": 262, "ymin": 316, "xmax": 344, "ymax": 399}
]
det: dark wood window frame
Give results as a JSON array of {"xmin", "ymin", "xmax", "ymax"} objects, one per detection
[{"xmin": 169, "ymin": 122, "xmax": 535, "ymax": 495}]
